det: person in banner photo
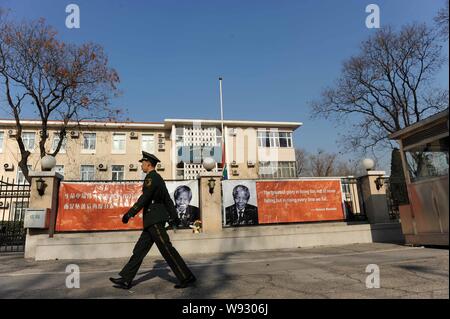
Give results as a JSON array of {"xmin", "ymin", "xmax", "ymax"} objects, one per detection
[
  {"xmin": 174, "ymin": 185, "xmax": 200, "ymax": 228},
  {"xmin": 225, "ymin": 184, "xmax": 259, "ymax": 226},
  {"xmin": 109, "ymin": 151, "xmax": 196, "ymax": 290}
]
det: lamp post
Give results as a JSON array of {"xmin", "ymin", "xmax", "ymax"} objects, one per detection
[{"xmin": 362, "ymin": 158, "xmax": 375, "ymax": 171}]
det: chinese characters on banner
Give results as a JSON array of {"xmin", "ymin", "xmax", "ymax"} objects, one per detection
[{"xmin": 56, "ymin": 181, "xmax": 200, "ymax": 231}]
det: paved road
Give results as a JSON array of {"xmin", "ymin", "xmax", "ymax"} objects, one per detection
[{"xmin": 0, "ymin": 243, "xmax": 448, "ymax": 299}]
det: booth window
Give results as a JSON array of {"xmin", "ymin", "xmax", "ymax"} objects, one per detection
[{"xmin": 404, "ymin": 136, "xmax": 449, "ymax": 182}]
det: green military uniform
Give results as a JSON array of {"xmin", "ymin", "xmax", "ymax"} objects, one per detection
[{"xmin": 116, "ymin": 152, "xmax": 195, "ymax": 288}]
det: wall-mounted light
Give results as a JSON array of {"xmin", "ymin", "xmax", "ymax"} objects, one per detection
[
  {"xmin": 36, "ymin": 177, "xmax": 47, "ymax": 196},
  {"xmin": 374, "ymin": 176, "xmax": 385, "ymax": 190},
  {"xmin": 208, "ymin": 178, "xmax": 216, "ymax": 195}
]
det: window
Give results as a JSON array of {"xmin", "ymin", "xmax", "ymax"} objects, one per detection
[
  {"xmin": 22, "ymin": 132, "xmax": 35, "ymax": 152},
  {"xmin": 279, "ymin": 132, "xmax": 293, "ymax": 148},
  {"xmin": 51, "ymin": 135, "xmax": 67, "ymax": 153},
  {"xmin": 80, "ymin": 165, "xmax": 95, "ymax": 181},
  {"xmin": 405, "ymin": 136, "xmax": 449, "ymax": 182},
  {"xmin": 257, "ymin": 130, "xmax": 293, "ymax": 148},
  {"xmin": 112, "ymin": 165, "xmax": 124, "ymax": 181},
  {"xmin": 0, "ymin": 131, "xmax": 4, "ymax": 152},
  {"xmin": 112, "ymin": 133, "xmax": 126, "ymax": 153},
  {"xmin": 258, "ymin": 161, "xmax": 297, "ymax": 178},
  {"xmin": 82, "ymin": 133, "xmax": 96, "ymax": 151},
  {"xmin": 54, "ymin": 165, "xmax": 64, "ymax": 176},
  {"xmin": 141, "ymin": 134, "xmax": 155, "ymax": 153},
  {"xmin": 13, "ymin": 202, "xmax": 28, "ymax": 221},
  {"xmin": 17, "ymin": 165, "xmax": 32, "ymax": 185}
]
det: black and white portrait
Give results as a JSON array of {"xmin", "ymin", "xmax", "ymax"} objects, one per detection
[
  {"xmin": 174, "ymin": 185, "xmax": 200, "ymax": 227},
  {"xmin": 224, "ymin": 183, "xmax": 258, "ymax": 226}
]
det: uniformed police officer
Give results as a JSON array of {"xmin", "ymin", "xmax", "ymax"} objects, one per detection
[{"xmin": 109, "ymin": 151, "xmax": 196, "ymax": 289}]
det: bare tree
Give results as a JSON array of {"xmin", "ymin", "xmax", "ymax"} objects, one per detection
[
  {"xmin": 435, "ymin": 0, "xmax": 449, "ymax": 39},
  {"xmin": 311, "ymin": 23, "xmax": 448, "ymax": 156},
  {"xmin": 308, "ymin": 149, "xmax": 338, "ymax": 177},
  {"xmin": 0, "ymin": 14, "xmax": 121, "ymax": 182},
  {"xmin": 295, "ymin": 148, "xmax": 308, "ymax": 176}
]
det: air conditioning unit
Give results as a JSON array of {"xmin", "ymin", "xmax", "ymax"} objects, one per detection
[
  {"xmin": 70, "ymin": 131, "xmax": 80, "ymax": 138},
  {"xmin": 4, "ymin": 163, "xmax": 14, "ymax": 171},
  {"xmin": 158, "ymin": 138, "xmax": 165, "ymax": 144},
  {"xmin": 38, "ymin": 130, "xmax": 49, "ymax": 138},
  {"xmin": 229, "ymin": 128, "xmax": 237, "ymax": 136},
  {"xmin": 232, "ymin": 169, "xmax": 239, "ymax": 176},
  {"xmin": 130, "ymin": 132, "xmax": 138, "ymax": 139},
  {"xmin": 129, "ymin": 164, "xmax": 138, "ymax": 171},
  {"xmin": 231, "ymin": 160, "xmax": 238, "ymax": 167},
  {"xmin": 97, "ymin": 163, "xmax": 108, "ymax": 171},
  {"xmin": 158, "ymin": 144, "xmax": 165, "ymax": 151},
  {"xmin": 8, "ymin": 129, "xmax": 16, "ymax": 138},
  {"xmin": 156, "ymin": 163, "xmax": 165, "ymax": 171},
  {"xmin": 158, "ymin": 132, "xmax": 165, "ymax": 139}
]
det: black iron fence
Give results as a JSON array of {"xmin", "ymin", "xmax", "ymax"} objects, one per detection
[
  {"xmin": 0, "ymin": 177, "xmax": 31, "ymax": 253},
  {"xmin": 341, "ymin": 177, "xmax": 367, "ymax": 222}
]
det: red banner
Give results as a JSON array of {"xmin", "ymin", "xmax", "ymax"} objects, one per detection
[
  {"xmin": 56, "ymin": 182, "xmax": 144, "ymax": 231},
  {"xmin": 256, "ymin": 180, "xmax": 345, "ymax": 223}
]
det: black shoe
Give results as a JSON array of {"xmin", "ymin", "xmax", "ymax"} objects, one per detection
[
  {"xmin": 174, "ymin": 275, "xmax": 197, "ymax": 289},
  {"xmin": 109, "ymin": 277, "xmax": 132, "ymax": 289}
]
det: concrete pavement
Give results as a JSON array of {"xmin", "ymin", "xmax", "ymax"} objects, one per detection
[{"xmin": 0, "ymin": 243, "xmax": 448, "ymax": 299}]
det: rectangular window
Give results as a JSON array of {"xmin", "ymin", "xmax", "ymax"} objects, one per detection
[
  {"xmin": 141, "ymin": 134, "xmax": 155, "ymax": 153},
  {"xmin": 80, "ymin": 165, "xmax": 95, "ymax": 181},
  {"xmin": 0, "ymin": 131, "xmax": 4, "ymax": 152},
  {"xmin": 13, "ymin": 202, "xmax": 28, "ymax": 221},
  {"xmin": 82, "ymin": 133, "xmax": 96, "ymax": 151},
  {"xmin": 22, "ymin": 132, "xmax": 35, "ymax": 152},
  {"xmin": 112, "ymin": 133, "xmax": 126, "ymax": 153},
  {"xmin": 51, "ymin": 135, "xmax": 67, "ymax": 153},
  {"xmin": 404, "ymin": 136, "xmax": 449, "ymax": 182},
  {"xmin": 17, "ymin": 165, "xmax": 32, "ymax": 185},
  {"xmin": 112, "ymin": 165, "xmax": 125, "ymax": 181},
  {"xmin": 279, "ymin": 132, "xmax": 293, "ymax": 148},
  {"xmin": 258, "ymin": 161, "xmax": 297, "ymax": 179}
]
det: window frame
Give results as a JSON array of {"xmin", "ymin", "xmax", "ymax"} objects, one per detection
[
  {"xmin": 82, "ymin": 133, "xmax": 97, "ymax": 153},
  {"xmin": 111, "ymin": 133, "xmax": 126, "ymax": 154},
  {"xmin": 111, "ymin": 165, "xmax": 125, "ymax": 181},
  {"xmin": 80, "ymin": 165, "xmax": 95, "ymax": 181}
]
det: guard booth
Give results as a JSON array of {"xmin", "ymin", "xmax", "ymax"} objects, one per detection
[{"xmin": 389, "ymin": 109, "xmax": 449, "ymax": 246}]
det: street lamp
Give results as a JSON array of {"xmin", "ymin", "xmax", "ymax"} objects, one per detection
[{"xmin": 362, "ymin": 158, "xmax": 375, "ymax": 171}]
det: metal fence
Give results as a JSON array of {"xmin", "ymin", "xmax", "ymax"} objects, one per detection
[
  {"xmin": 341, "ymin": 177, "xmax": 367, "ymax": 222},
  {"xmin": 0, "ymin": 177, "xmax": 31, "ymax": 253}
]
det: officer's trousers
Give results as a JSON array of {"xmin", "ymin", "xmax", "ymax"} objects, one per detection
[{"xmin": 119, "ymin": 222, "xmax": 194, "ymax": 283}]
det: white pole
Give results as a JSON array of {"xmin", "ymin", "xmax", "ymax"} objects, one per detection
[{"xmin": 219, "ymin": 77, "xmax": 224, "ymax": 141}]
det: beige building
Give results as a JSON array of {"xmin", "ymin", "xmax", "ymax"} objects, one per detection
[{"xmin": 0, "ymin": 118, "xmax": 302, "ymax": 182}]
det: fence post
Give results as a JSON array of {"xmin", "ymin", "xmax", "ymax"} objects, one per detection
[
  {"xmin": 359, "ymin": 170, "xmax": 391, "ymax": 224},
  {"xmin": 25, "ymin": 171, "xmax": 63, "ymax": 258},
  {"xmin": 198, "ymin": 172, "xmax": 223, "ymax": 233}
]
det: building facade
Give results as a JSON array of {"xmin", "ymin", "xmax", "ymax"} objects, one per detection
[{"xmin": 0, "ymin": 118, "xmax": 302, "ymax": 182}]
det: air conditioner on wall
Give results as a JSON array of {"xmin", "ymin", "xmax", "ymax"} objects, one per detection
[
  {"xmin": 8, "ymin": 129, "xmax": 16, "ymax": 137},
  {"xmin": 38, "ymin": 130, "xmax": 49, "ymax": 138},
  {"xmin": 3, "ymin": 163, "xmax": 14, "ymax": 171},
  {"xmin": 158, "ymin": 144, "xmax": 165, "ymax": 151},
  {"xmin": 156, "ymin": 163, "xmax": 165, "ymax": 171},
  {"xmin": 247, "ymin": 160, "xmax": 255, "ymax": 167},
  {"xmin": 231, "ymin": 161, "xmax": 238, "ymax": 167},
  {"xmin": 130, "ymin": 132, "xmax": 138, "ymax": 139},
  {"xmin": 158, "ymin": 132, "xmax": 165, "ymax": 139},
  {"xmin": 97, "ymin": 163, "xmax": 108, "ymax": 171},
  {"xmin": 232, "ymin": 169, "xmax": 239, "ymax": 176},
  {"xmin": 129, "ymin": 164, "xmax": 137, "ymax": 171},
  {"xmin": 70, "ymin": 131, "xmax": 80, "ymax": 138},
  {"xmin": 229, "ymin": 128, "xmax": 237, "ymax": 136}
]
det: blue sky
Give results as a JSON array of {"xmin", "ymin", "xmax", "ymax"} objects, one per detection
[{"xmin": 1, "ymin": 0, "xmax": 448, "ymax": 169}]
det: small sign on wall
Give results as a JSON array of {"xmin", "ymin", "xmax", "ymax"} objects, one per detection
[{"xmin": 24, "ymin": 208, "xmax": 50, "ymax": 229}]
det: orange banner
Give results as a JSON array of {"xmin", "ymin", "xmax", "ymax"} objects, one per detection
[
  {"xmin": 56, "ymin": 182, "xmax": 144, "ymax": 231},
  {"xmin": 256, "ymin": 180, "xmax": 345, "ymax": 223}
]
